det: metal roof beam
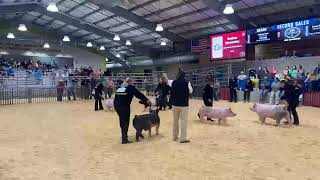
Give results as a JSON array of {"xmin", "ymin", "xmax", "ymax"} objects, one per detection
[
  {"xmin": 144, "ymin": 0, "xmax": 199, "ymax": 18},
  {"xmin": 201, "ymin": 0, "xmax": 251, "ymax": 29},
  {"xmin": 87, "ymin": 0, "xmax": 185, "ymax": 42}
]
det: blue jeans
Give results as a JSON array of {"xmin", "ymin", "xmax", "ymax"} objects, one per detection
[{"xmin": 259, "ymin": 89, "xmax": 268, "ymax": 103}]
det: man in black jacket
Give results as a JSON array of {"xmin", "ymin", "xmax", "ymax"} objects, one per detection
[
  {"xmin": 202, "ymin": 76, "xmax": 214, "ymax": 107},
  {"xmin": 169, "ymin": 70, "xmax": 193, "ymax": 143},
  {"xmin": 114, "ymin": 78, "xmax": 150, "ymax": 144},
  {"xmin": 154, "ymin": 78, "xmax": 171, "ymax": 110},
  {"xmin": 229, "ymin": 75, "xmax": 238, "ymax": 103},
  {"xmin": 280, "ymin": 80, "xmax": 302, "ymax": 126},
  {"xmin": 94, "ymin": 82, "xmax": 104, "ymax": 111}
]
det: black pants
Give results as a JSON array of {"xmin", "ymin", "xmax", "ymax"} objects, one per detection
[
  {"xmin": 57, "ymin": 88, "xmax": 64, "ymax": 101},
  {"xmin": 107, "ymin": 88, "xmax": 113, "ymax": 98},
  {"xmin": 159, "ymin": 95, "xmax": 171, "ymax": 110},
  {"xmin": 288, "ymin": 102, "xmax": 299, "ymax": 125},
  {"xmin": 203, "ymin": 99, "xmax": 213, "ymax": 106},
  {"xmin": 67, "ymin": 87, "xmax": 76, "ymax": 101},
  {"xmin": 94, "ymin": 97, "xmax": 104, "ymax": 111},
  {"xmin": 243, "ymin": 90, "xmax": 250, "ymax": 102},
  {"xmin": 229, "ymin": 88, "xmax": 237, "ymax": 102},
  {"xmin": 115, "ymin": 106, "xmax": 131, "ymax": 142}
]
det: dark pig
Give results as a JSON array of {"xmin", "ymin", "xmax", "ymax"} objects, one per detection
[{"xmin": 133, "ymin": 109, "xmax": 160, "ymax": 141}]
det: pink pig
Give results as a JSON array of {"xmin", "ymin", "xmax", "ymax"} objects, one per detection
[
  {"xmin": 105, "ymin": 98, "xmax": 114, "ymax": 111},
  {"xmin": 198, "ymin": 106, "xmax": 237, "ymax": 124},
  {"xmin": 250, "ymin": 103, "xmax": 292, "ymax": 126}
]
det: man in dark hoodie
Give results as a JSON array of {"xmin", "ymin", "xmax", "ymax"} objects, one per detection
[
  {"xmin": 94, "ymin": 81, "xmax": 104, "ymax": 111},
  {"xmin": 280, "ymin": 80, "xmax": 302, "ymax": 126},
  {"xmin": 114, "ymin": 78, "xmax": 150, "ymax": 144}
]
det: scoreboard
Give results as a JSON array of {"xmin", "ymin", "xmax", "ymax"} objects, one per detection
[{"xmin": 247, "ymin": 18, "xmax": 320, "ymax": 44}]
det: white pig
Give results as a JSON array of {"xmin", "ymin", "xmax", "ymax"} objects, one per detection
[
  {"xmin": 105, "ymin": 98, "xmax": 114, "ymax": 111},
  {"xmin": 198, "ymin": 106, "xmax": 237, "ymax": 124},
  {"xmin": 250, "ymin": 103, "xmax": 292, "ymax": 126}
]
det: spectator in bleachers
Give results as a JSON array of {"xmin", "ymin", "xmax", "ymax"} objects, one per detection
[
  {"xmin": 314, "ymin": 64, "xmax": 320, "ymax": 75},
  {"xmin": 283, "ymin": 66, "xmax": 290, "ymax": 77},
  {"xmin": 271, "ymin": 65, "xmax": 277, "ymax": 77},
  {"xmin": 290, "ymin": 65, "xmax": 298, "ymax": 78},
  {"xmin": 243, "ymin": 78, "xmax": 253, "ymax": 103},
  {"xmin": 5, "ymin": 66, "xmax": 14, "ymax": 77},
  {"xmin": 269, "ymin": 77, "xmax": 281, "ymax": 105},
  {"xmin": 259, "ymin": 77, "xmax": 270, "ymax": 103},
  {"xmin": 229, "ymin": 75, "xmax": 238, "ymax": 103},
  {"xmin": 297, "ymin": 64, "xmax": 305, "ymax": 79},
  {"xmin": 34, "ymin": 68, "xmax": 42, "ymax": 84},
  {"xmin": 248, "ymin": 68, "xmax": 256, "ymax": 79},
  {"xmin": 256, "ymin": 66, "xmax": 264, "ymax": 79}
]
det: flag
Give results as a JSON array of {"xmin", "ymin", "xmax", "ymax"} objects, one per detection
[{"xmin": 191, "ymin": 38, "xmax": 209, "ymax": 53}]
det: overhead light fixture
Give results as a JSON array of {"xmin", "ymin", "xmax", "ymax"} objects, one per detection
[
  {"xmin": 113, "ymin": 34, "xmax": 120, "ymax": 41},
  {"xmin": 86, "ymin": 42, "xmax": 93, "ymax": 47},
  {"xmin": 116, "ymin": 53, "xmax": 121, "ymax": 58},
  {"xmin": 100, "ymin": 46, "xmax": 105, "ymax": 50},
  {"xmin": 155, "ymin": 24, "xmax": 164, "ymax": 32},
  {"xmin": 125, "ymin": 40, "xmax": 131, "ymax": 46},
  {"xmin": 18, "ymin": 24, "xmax": 27, "ymax": 31},
  {"xmin": 223, "ymin": 4, "xmax": 234, "ymax": 14},
  {"xmin": 160, "ymin": 40, "xmax": 166, "ymax": 46},
  {"xmin": 7, "ymin": 33, "xmax": 15, "ymax": 39},
  {"xmin": 63, "ymin": 36, "xmax": 70, "ymax": 42},
  {"xmin": 105, "ymin": 57, "xmax": 109, "ymax": 62},
  {"xmin": 43, "ymin": 43, "xmax": 50, "ymax": 49},
  {"xmin": 47, "ymin": 2, "xmax": 59, "ymax": 12}
]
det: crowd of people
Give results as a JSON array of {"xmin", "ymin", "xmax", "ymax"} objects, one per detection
[{"xmin": 228, "ymin": 64, "xmax": 320, "ymax": 104}]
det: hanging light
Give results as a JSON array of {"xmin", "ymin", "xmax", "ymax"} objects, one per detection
[
  {"xmin": 47, "ymin": 2, "xmax": 59, "ymax": 12},
  {"xmin": 86, "ymin": 42, "xmax": 93, "ymax": 47},
  {"xmin": 223, "ymin": 4, "xmax": 234, "ymax": 14},
  {"xmin": 116, "ymin": 53, "xmax": 121, "ymax": 58},
  {"xmin": 99, "ymin": 46, "xmax": 105, "ymax": 50},
  {"xmin": 160, "ymin": 40, "xmax": 166, "ymax": 46},
  {"xmin": 155, "ymin": 24, "xmax": 164, "ymax": 32},
  {"xmin": 105, "ymin": 57, "xmax": 109, "ymax": 62},
  {"xmin": 63, "ymin": 36, "xmax": 70, "ymax": 42},
  {"xmin": 43, "ymin": 43, "xmax": 50, "ymax": 49},
  {"xmin": 18, "ymin": 24, "xmax": 27, "ymax": 31},
  {"xmin": 125, "ymin": 40, "xmax": 131, "ymax": 46},
  {"xmin": 113, "ymin": 34, "xmax": 120, "ymax": 41},
  {"xmin": 7, "ymin": 33, "xmax": 15, "ymax": 39}
]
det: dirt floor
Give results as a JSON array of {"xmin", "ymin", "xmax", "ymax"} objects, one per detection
[{"xmin": 0, "ymin": 99, "xmax": 319, "ymax": 180}]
